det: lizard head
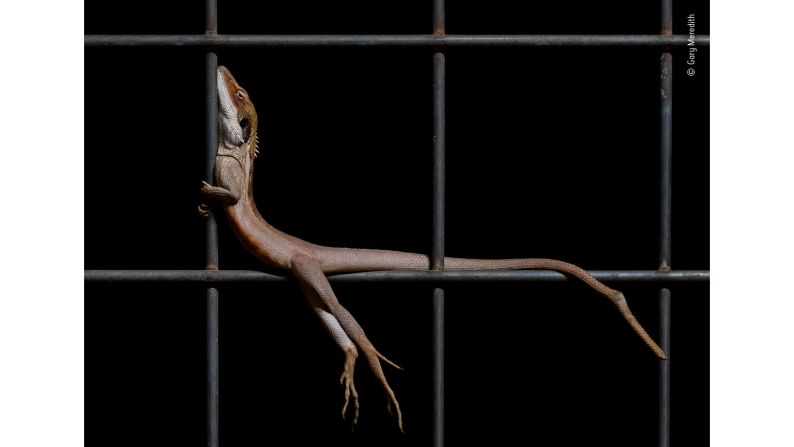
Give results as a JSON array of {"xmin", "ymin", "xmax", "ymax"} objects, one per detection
[{"xmin": 217, "ymin": 66, "xmax": 259, "ymax": 157}]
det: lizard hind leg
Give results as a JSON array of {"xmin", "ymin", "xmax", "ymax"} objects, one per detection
[
  {"xmin": 313, "ymin": 308, "xmax": 362, "ymax": 427},
  {"xmin": 336, "ymin": 336, "xmax": 404, "ymax": 431},
  {"xmin": 359, "ymin": 344, "xmax": 404, "ymax": 432},
  {"xmin": 294, "ymin": 257, "xmax": 404, "ymax": 431},
  {"xmin": 328, "ymin": 301, "xmax": 404, "ymax": 432},
  {"xmin": 376, "ymin": 350, "xmax": 403, "ymax": 370}
]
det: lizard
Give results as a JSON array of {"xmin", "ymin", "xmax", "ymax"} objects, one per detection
[{"xmin": 199, "ymin": 65, "xmax": 667, "ymax": 432}]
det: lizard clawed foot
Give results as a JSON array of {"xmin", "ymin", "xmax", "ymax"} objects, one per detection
[
  {"xmin": 339, "ymin": 351, "xmax": 360, "ymax": 427},
  {"xmin": 198, "ymin": 181, "xmax": 214, "ymax": 217},
  {"xmin": 198, "ymin": 202, "xmax": 212, "ymax": 217}
]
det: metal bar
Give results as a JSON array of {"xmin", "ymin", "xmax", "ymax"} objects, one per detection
[
  {"xmin": 433, "ymin": 287, "xmax": 445, "ymax": 446},
  {"xmin": 661, "ymin": 0, "xmax": 673, "ymax": 37},
  {"xmin": 433, "ymin": 0, "xmax": 445, "ymax": 36},
  {"xmin": 206, "ymin": 74, "xmax": 219, "ymax": 268},
  {"xmin": 84, "ymin": 269, "xmax": 710, "ymax": 283},
  {"xmin": 206, "ymin": 0, "xmax": 217, "ymax": 38},
  {"xmin": 205, "ymin": 1, "xmax": 218, "ymax": 446},
  {"xmin": 659, "ymin": 287, "xmax": 671, "ymax": 447},
  {"xmin": 432, "ymin": 3, "xmax": 446, "ymax": 446},
  {"xmin": 659, "ymin": 61, "xmax": 673, "ymax": 270},
  {"xmin": 659, "ymin": 1, "xmax": 673, "ymax": 446},
  {"xmin": 432, "ymin": 55, "xmax": 446, "ymax": 269},
  {"xmin": 206, "ymin": 288, "xmax": 219, "ymax": 447},
  {"xmin": 85, "ymin": 34, "xmax": 709, "ymax": 48}
]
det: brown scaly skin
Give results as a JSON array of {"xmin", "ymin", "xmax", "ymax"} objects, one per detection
[{"xmin": 200, "ymin": 66, "xmax": 667, "ymax": 432}]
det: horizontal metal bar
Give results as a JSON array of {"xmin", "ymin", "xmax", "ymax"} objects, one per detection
[
  {"xmin": 85, "ymin": 34, "xmax": 709, "ymax": 48},
  {"xmin": 85, "ymin": 269, "xmax": 709, "ymax": 283}
]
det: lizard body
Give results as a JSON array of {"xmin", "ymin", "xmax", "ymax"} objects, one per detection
[{"xmin": 201, "ymin": 66, "xmax": 666, "ymax": 432}]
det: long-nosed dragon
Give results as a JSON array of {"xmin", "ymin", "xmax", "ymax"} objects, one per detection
[{"xmin": 199, "ymin": 66, "xmax": 666, "ymax": 432}]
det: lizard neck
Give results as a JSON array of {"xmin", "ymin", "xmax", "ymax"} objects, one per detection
[{"xmin": 218, "ymin": 137, "xmax": 303, "ymax": 267}]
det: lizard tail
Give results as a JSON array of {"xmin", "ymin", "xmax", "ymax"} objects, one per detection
[
  {"xmin": 318, "ymin": 249, "xmax": 667, "ymax": 359},
  {"xmin": 445, "ymin": 257, "xmax": 668, "ymax": 359},
  {"xmin": 612, "ymin": 291, "xmax": 667, "ymax": 359}
]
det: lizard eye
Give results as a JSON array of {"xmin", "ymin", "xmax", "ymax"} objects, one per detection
[
  {"xmin": 236, "ymin": 91, "xmax": 246, "ymax": 100},
  {"xmin": 239, "ymin": 117, "xmax": 250, "ymax": 130}
]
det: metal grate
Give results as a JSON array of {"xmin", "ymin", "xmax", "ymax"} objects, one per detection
[{"xmin": 85, "ymin": 1, "xmax": 709, "ymax": 446}]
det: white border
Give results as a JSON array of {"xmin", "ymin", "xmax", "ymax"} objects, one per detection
[
  {"xmin": 1, "ymin": 1, "xmax": 792, "ymax": 445},
  {"xmin": 711, "ymin": 1, "xmax": 794, "ymax": 445},
  {"xmin": 0, "ymin": 1, "xmax": 84, "ymax": 445}
]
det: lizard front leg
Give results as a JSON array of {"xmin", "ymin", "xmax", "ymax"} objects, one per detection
[
  {"xmin": 199, "ymin": 155, "xmax": 246, "ymax": 215},
  {"xmin": 292, "ymin": 255, "xmax": 404, "ymax": 432},
  {"xmin": 198, "ymin": 181, "xmax": 239, "ymax": 216}
]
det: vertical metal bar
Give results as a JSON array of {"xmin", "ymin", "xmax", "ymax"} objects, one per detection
[
  {"xmin": 206, "ymin": 0, "xmax": 218, "ymax": 37},
  {"xmin": 659, "ymin": 1, "xmax": 672, "ymax": 446},
  {"xmin": 433, "ymin": 0, "xmax": 445, "ymax": 37},
  {"xmin": 432, "ymin": 286, "xmax": 444, "ymax": 446},
  {"xmin": 206, "ymin": 287, "xmax": 219, "ymax": 447},
  {"xmin": 658, "ymin": 287, "xmax": 671, "ymax": 446},
  {"xmin": 432, "ymin": 55, "xmax": 446, "ymax": 269},
  {"xmin": 661, "ymin": 0, "xmax": 673, "ymax": 37},
  {"xmin": 206, "ymin": 32, "xmax": 219, "ymax": 271},
  {"xmin": 432, "ymin": 2, "xmax": 445, "ymax": 447},
  {"xmin": 206, "ymin": 2, "xmax": 219, "ymax": 447},
  {"xmin": 659, "ymin": 58, "xmax": 673, "ymax": 271}
]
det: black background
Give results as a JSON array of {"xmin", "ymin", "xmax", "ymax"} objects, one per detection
[{"xmin": 86, "ymin": 1, "xmax": 709, "ymax": 445}]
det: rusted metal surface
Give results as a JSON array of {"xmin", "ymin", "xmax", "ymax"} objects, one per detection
[
  {"xmin": 659, "ymin": 55, "xmax": 673, "ymax": 271},
  {"xmin": 433, "ymin": 0, "xmax": 445, "ymax": 37},
  {"xmin": 658, "ymin": 0, "xmax": 673, "ymax": 444},
  {"xmin": 661, "ymin": 0, "xmax": 673, "ymax": 36},
  {"xmin": 432, "ymin": 53, "xmax": 445, "ymax": 272},
  {"xmin": 432, "ymin": 2, "xmax": 445, "ymax": 446},
  {"xmin": 85, "ymin": 34, "xmax": 709, "ymax": 48},
  {"xmin": 205, "ymin": 1, "xmax": 219, "ymax": 446},
  {"xmin": 205, "ymin": 0, "xmax": 217, "ymax": 36}
]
